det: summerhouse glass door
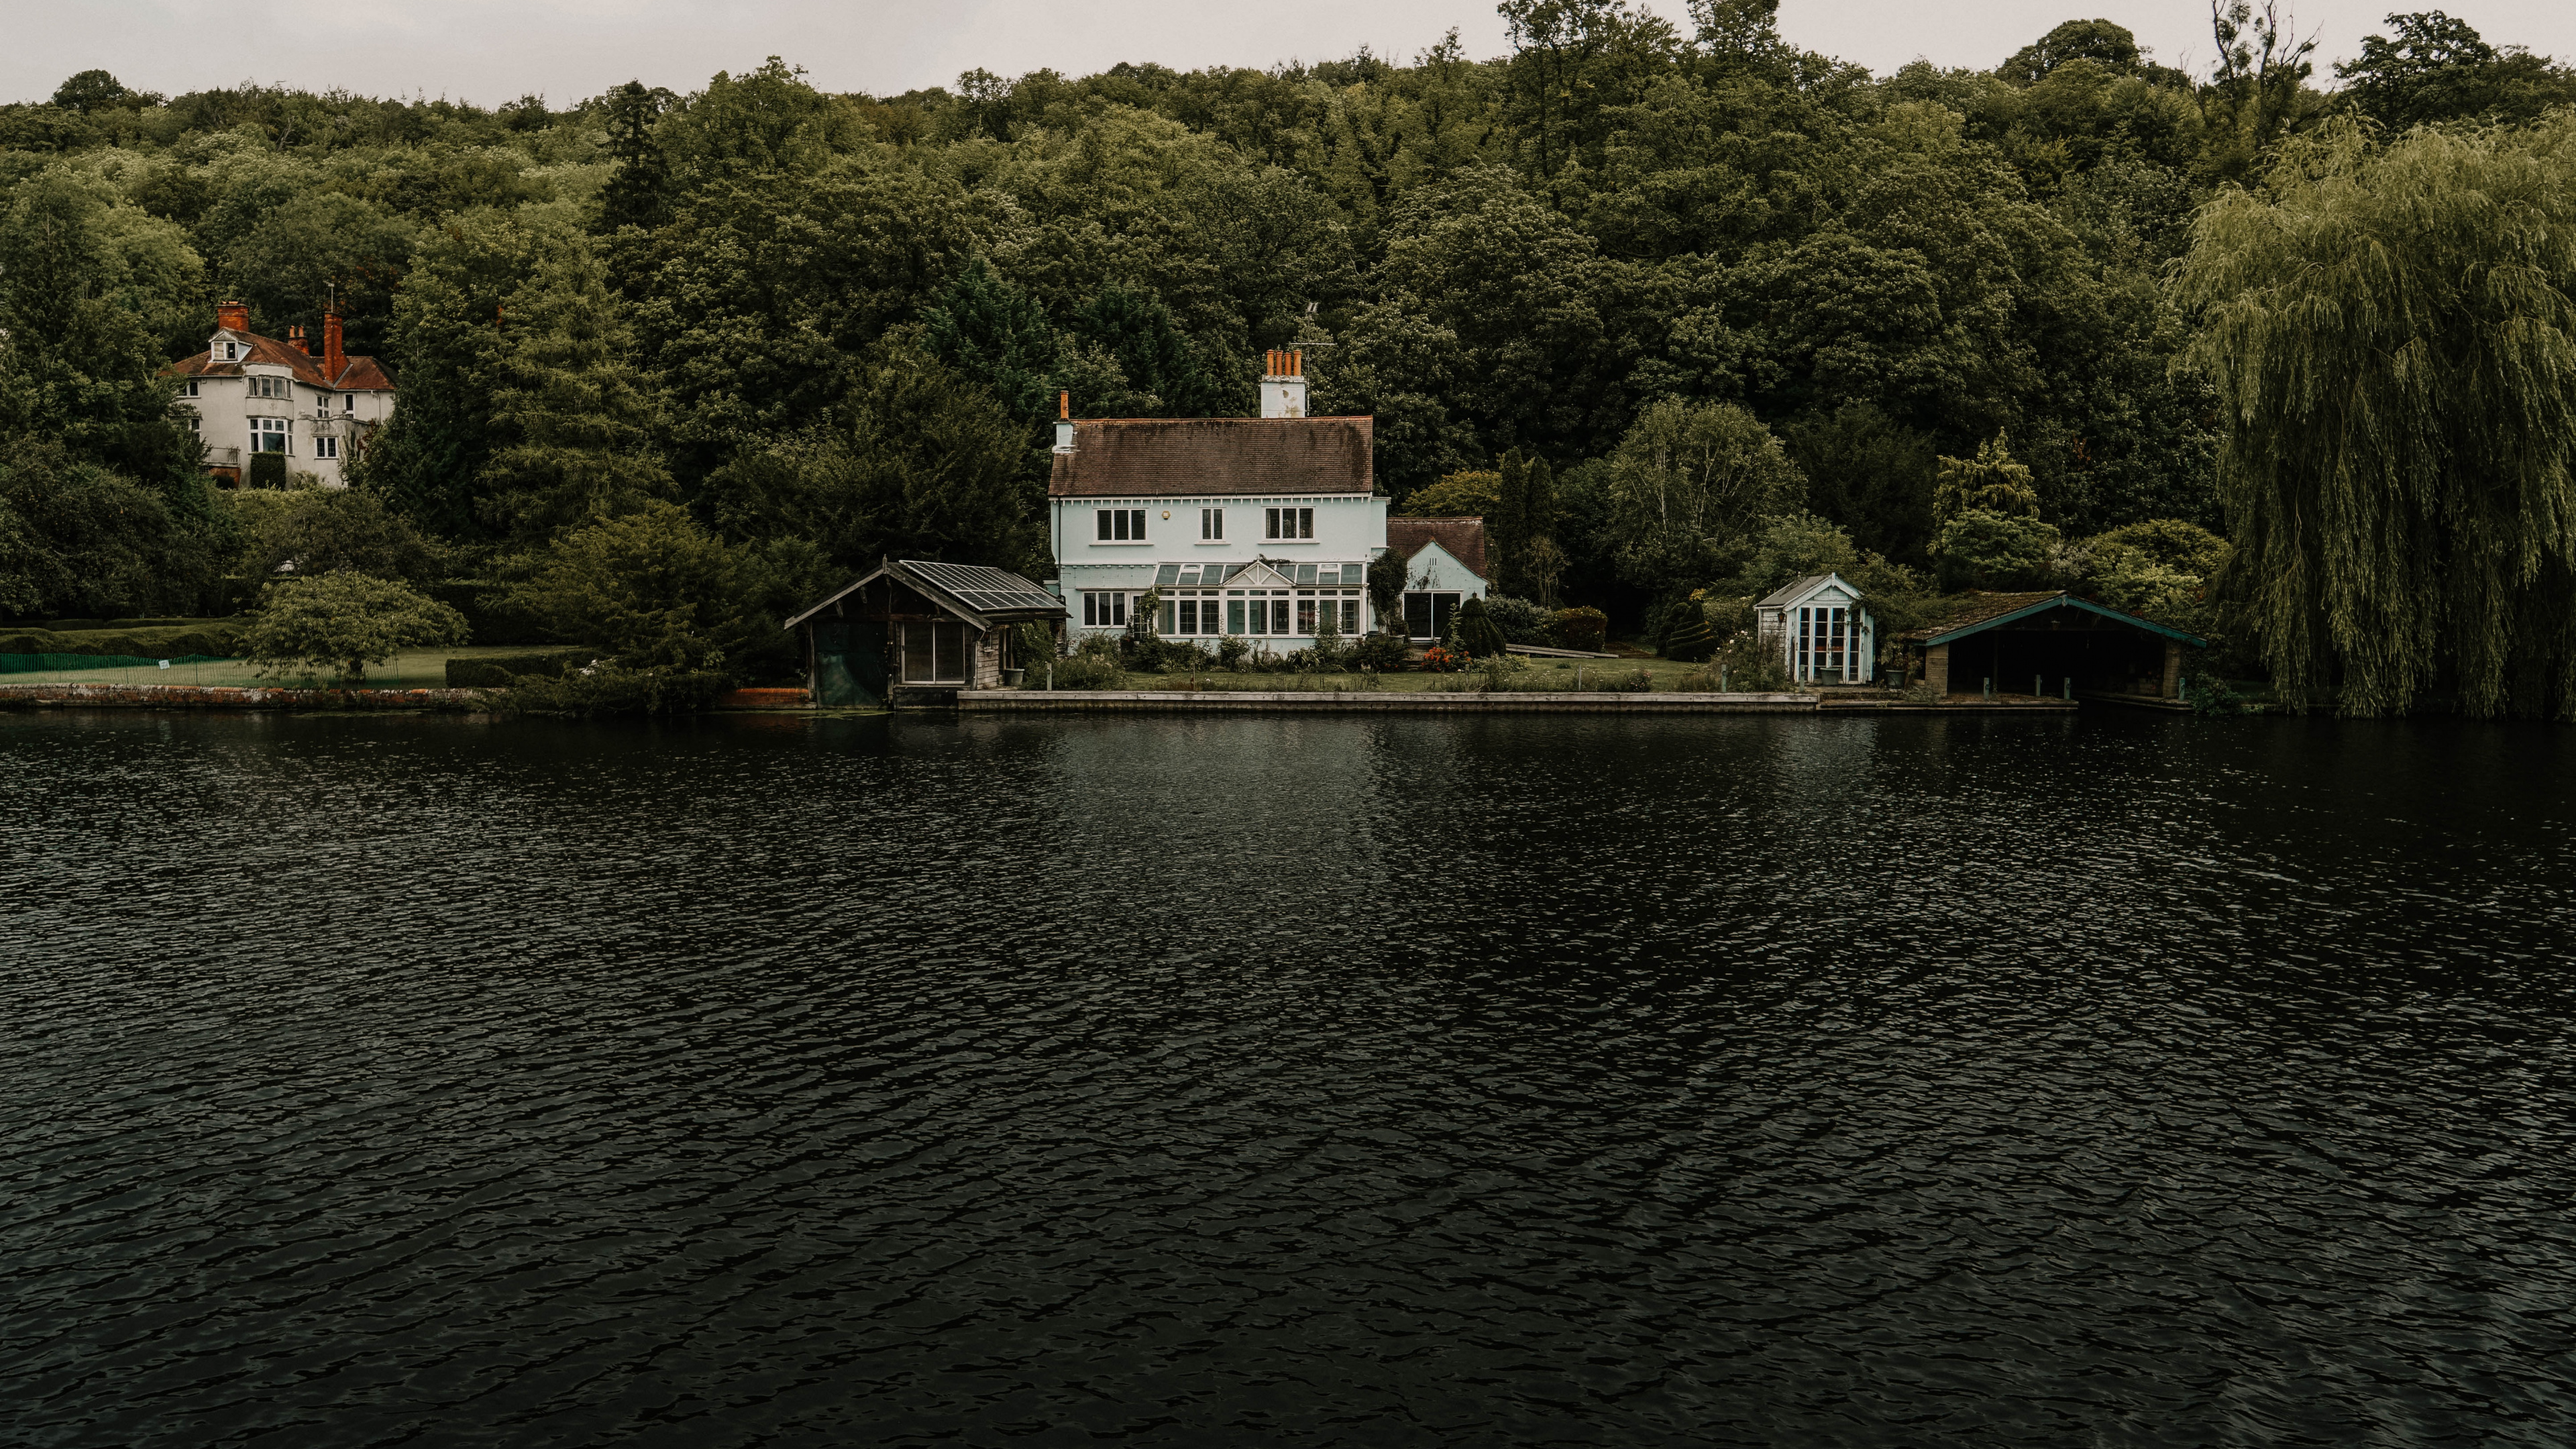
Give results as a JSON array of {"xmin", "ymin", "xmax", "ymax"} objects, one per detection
[{"xmin": 1797, "ymin": 606, "xmax": 1849, "ymax": 682}]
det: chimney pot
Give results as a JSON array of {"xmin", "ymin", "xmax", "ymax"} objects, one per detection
[{"xmin": 215, "ymin": 299, "xmax": 249, "ymax": 334}]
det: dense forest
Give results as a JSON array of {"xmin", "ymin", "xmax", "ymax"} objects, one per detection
[{"xmin": 5, "ymin": 2, "xmax": 2575, "ymax": 714}]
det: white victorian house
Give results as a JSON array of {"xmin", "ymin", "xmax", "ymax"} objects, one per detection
[
  {"xmin": 1756, "ymin": 572, "xmax": 1876, "ymax": 684},
  {"xmin": 169, "ymin": 300, "xmax": 396, "ymax": 487},
  {"xmin": 1051, "ymin": 351, "xmax": 1391, "ymax": 648}
]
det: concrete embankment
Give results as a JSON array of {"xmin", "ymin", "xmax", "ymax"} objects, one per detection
[
  {"xmin": 0, "ymin": 682, "xmax": 490, "ymax": 711},
  {"xmin": 959, "ymin": 689, "xmax": 2082, "ymax": 714}
]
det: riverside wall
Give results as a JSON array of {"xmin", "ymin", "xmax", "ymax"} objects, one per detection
[{"xmin": 0, "ymin": 682, "xmax": 490, "ymax": 711}]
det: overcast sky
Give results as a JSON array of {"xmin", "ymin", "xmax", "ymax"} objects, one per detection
[{"xmin": 5, "ymin": 1, "xmax": 2573, "ymax": 109}]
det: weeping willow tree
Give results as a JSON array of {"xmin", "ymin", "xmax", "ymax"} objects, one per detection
[{"xmin": 2180, "ymin": 118, "xmax": 2576, "ymax": 719}]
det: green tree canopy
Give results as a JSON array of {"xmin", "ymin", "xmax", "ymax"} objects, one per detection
[
  {"xmin": 243, "ymin": 572, "xmax": 468, "ymax": 684},
  {"xmin": 1604, "ymin": 398, "xmax": 1803, "ymax": 589},
  {"xmin": 2180, "ymin": 118, "xmax": 2576, "ymax": 718}
]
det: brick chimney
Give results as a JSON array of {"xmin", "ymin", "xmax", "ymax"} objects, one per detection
[
  {"xmin": 1260, "ymin": 349, "xmax": 1306, "ymax": 419},
  {"xmin": 215, "ymin": 299, "xmax": 249, "ymax": 333},
  {"xmin": 1053, "ymin": 390, "xmax": 1074, "ymax": 452},
  {"xmin": 323, "ymin": 309, "xmax": 345, "ymax": 382}
]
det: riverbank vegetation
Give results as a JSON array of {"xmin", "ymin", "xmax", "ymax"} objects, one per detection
[{"xmin": 5, "ymin": 7, "xmax": 2576, "ymax": 714}]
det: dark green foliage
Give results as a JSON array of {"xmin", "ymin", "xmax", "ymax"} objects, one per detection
[
  {"xmin": 597, "ymin": 81, "xmax": 678, "ymax": 235},
  {"xmin": 1456, "ymin": 594, "xmax": 1508, "ymax": 659},
  {"xmin": 1352, "ymin": 631, "xmax": 1409, "ymax": 670},
  {"xmin": 505, "ymin": 502, "xmax": 767, "ymax": 675},
  {"xmin": 1481, "ymin": 594, "xmax": 1552, "ymax": 645},
  {"xmin": 0, "ymin": 443, "xmax": 221, "ymax": 618},
  {"xmin": 442, "ymin": 650, "xmax": 588, "ymax": 688},
  {"xmin": 1071, "ymin": 285, "xmax": 1225, "ymax": 418},
  {"xmin": 1786, "ymin": 404, "xmax": 1938, "ymax": 566},
  {"xmin": 495, "ymin": 662, "xmax": 731, "ymax": 716},
  {"xmin": 706, "ymin": 343, "xmax": 1041, "ymax": 578},
  {"xmin": 2001, "ymin": 21, "xmax": 2144, "ymax": 86},
  {"xmin": 242, "ymin": 572, "xmax": 469, "ymax": 684},
  {"xmin": 1551, "ymin": 606, "xmax": 1608, "ymax": 651},
  {"xmin": 0, "ymin": 622, "xmax": 239, "ymax": 657},
  {"xmin": 247, "ymin": 454, "xmax": 286, "ymax": 490},
  {"xmin": 2335, "ymin": 11, "xmax": 2576, "ymax": 129},
  {"xmin": 1935, "ymin": 510, "xmax": 2063, "ymax": 590},
  {"xmin": 233, "ymin": 486, "xmax": 447, "ymax": 583},
  {"xmin": 1660, "ymin": 600, "xmax": 1716, "ymax": 661},
  {"xmin": 922, "ymin": 258, "xmax": 1061, "ymax": 427},
  {"xmin": 1365, "ymin": 549, "xmax": 1408, "ymax": 630}
]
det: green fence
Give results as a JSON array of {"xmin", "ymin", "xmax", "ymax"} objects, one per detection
[{"xmin": 1, "ymin": 653, "xmax": 233, "ymax": 674}]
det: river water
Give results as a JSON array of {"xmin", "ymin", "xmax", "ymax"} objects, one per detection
[{"xmin": 4, "ymin": 708, "xmax": 2573, "ymax": 1446}]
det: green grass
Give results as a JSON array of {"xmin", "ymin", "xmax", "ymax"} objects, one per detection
[{"xmin": 0, "ymin": 644, "xmax": 587, "ymax": 691}]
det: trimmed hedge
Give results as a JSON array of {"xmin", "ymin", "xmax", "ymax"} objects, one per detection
[
  {"xmin": 0, "ymin": 624, "xmax": 244, "ymax": 658},
  {"xmin": 443, "ymin": 651, "xmax": 592, "ymax": 688}
]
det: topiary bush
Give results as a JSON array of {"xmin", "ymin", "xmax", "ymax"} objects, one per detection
[
  {"xmin": 1662, "ymin": 603, "xmax": 1717, "ymax": 662},
  {"xmin": 1456, "ymin": 596, "xmax": 1508, "ymax": 659}
]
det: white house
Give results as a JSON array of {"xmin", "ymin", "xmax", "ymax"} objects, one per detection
[
  {"xmin": 1756, "ymin": 573, "xmax": 1876, "ymax": 684},
  {"xmin": 1050, "ymin": 350, "xmax": 1388, "ymax": 649},
  {"xmin": 169, "ymin": 300, "xmax": 395, "ymax": 487},
  {"xmin": 1385, "ymin": 517, "xmax": 1491, "ymax": 641}
]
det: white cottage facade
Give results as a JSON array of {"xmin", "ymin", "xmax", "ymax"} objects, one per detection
[
  {"xmin": 1756, "ymin": 572, "xmax": 1876, "ymax": 684},
  {"xmin": 1051, "ymin": 352, "xmax": 1391, "ymax": 649},
  {"xmin": 169, "ymin": 301, "xmax": 396, "ymax": 488}
]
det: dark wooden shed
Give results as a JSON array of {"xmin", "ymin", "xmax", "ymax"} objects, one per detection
[
  {"xmin": 784, "ymin": 559, "xmax": 1067, "ymax": 708},
  {"xmin": 1892, "ymin": 592, "xmax": 2206, "ymax": 704}
]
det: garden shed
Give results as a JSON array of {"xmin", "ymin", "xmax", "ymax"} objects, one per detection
[
  {"xmin": 785, "ymin": 559, "xmax": 1067, "ymax": 708},
  {"xmin": 1892, "ymin": 592, "xmax": 2205, "ymax": 703},
  {"xmin": 1756, "ymin": 574, "xmax": 1876, "ymax": 684}
]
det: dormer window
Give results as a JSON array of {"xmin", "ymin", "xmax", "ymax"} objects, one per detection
[{"xmin": 223, "ymin": 342, "xmax": 239, "ymax": 361}]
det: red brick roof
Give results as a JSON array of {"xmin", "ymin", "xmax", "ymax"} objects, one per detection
[
  {"xmin": 1388, "ymin": 517, "xmax": 1488, "ymax": 581},
  {"xmin": 1047, "ymin": 417, "xmax": 1373, "ymax": 498},
  {"xmin": 169, "ymin": 329, "xmax": 396, "ymax": 391}
]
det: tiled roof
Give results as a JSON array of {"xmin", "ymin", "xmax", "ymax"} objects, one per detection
[
  {"xmin": 1389, "ymin": 517, "xmax": 1488, "ymax": 581},
  {"xmin": 1047, "ymin": 417, "xmax": 1373, "ymax": 498},
  {"xmin": 169, "ymin": 329, "xmax": 396, "ymax": 391}
]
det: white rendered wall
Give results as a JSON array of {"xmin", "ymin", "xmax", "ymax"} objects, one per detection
[{"xmin": 1053, "ymin": 492, "xmax": 1389, "ymax": 647}]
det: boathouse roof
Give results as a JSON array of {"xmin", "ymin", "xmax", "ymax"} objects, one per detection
[
  {"xmin": 1893, "ymin": 590, "xmax": 2206, "ymax": 648},
  {"xmin": 784, "ymin": 557, "xmax": 1066, "ymax": 631}
]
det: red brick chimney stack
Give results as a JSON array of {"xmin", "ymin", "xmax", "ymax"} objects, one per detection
[
  {"xmin": 215, "ymin": 299, "xmax": 249, "ymax": 333},
  {"xmin": 323, "ymin": 309, "xmax": 345, "ymax": 382}
]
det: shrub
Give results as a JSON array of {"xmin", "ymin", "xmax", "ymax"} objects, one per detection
[
  {"xmin": 1457, "ymin": 596, "xmax": 1508, "ymax": 659},
  {"xmin": 243, "ymin": 572, "xmax": 470, "ymax": 686},
  {"xmin": 496, "ymin": 663, "xmax": 730, "ymax": 716},
  {"xmin": 1054, "ymin": 635, "xmax": 1124, "ymax": 688},
  {"xmin": 1935, "ymin": 509, "xmax": 2063, "ymax": 590},
  {"xmin": 444, "ymin": 651, "xmax": 589, "ymax": 688},
  {"xmin": 1711, "ymin": 629, "xmax": 1793, "ymax": 691},
  {"xmin": 1550, "ymin": 606, "xmax": 1608, "ymax": 652},
  {"xmin": 1481, "ymin": 594, "xmax": 1550, "ymax": 645},
  {"xmin": 1217, "ymin": 634, "xmax": 1250, "ymax": 670},
  {"xmin": 247, "ymin": 453, "xmax": 286, "ymax": 490},
  {"xmin": 506, "ymin": 502, "xmax": 763, "ymax": 676},
  {"xmin": 1419, "ymin": 644, "xmax": 1463, "ymax": 672},
  {"xmin": 1662, "ymin": 603, "xmax": 1717, "ymax": 662},
  {"xmin": 1597, "ymin": 667, "xmax": 1653, "ymax": 692},
  {"xmin": 1352, "ymin": 631, "xmax": 1409, "ymax": 671},
  {"xmin": 1309, "ymin": 608, "xmax": 1348, "ymax": 669}
]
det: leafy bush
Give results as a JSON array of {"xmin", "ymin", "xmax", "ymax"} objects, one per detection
[
  {"xmin": 247, "ymin": 453, "xmax": 286, "ymax": 490},
  {"xmin": 1309, "ymin": 608, "xmax": 1348, "ymax": 669},
  {"xmin": 1481, "ymin": 594, "xmax": 1550, "ymax": 645},
  {"xmin": 504, "ymin": 502, "xmax": 764, "ymax": 676},
  {"xmin": 243, "ymin": 572, "xmax": 470, "ymax": 685},
  {"xmin": 1419, "ymin": 644, "xmax": 1463, "ymax": 672},
  {"xmin": 0, "ymin": 622, "xmax": 241, "ymax": 657},
  {"xmin": 1216, "ymin": 633, "xmax": 1250, "ymax": 670},
  {"xmin": 1456, "ymin": 596, "xmax": 1507, "ymax": 659},
  {"xmin": 1352, "ymin": 631, "xmax": 1409, "ymax": 671},
  {"xmin": 1934, "ymin": 509, "xmax": 2063, "ymax": 590},
  {"xmin": 443, "ymin": 651, "xmax": 589, "ymax": 688},
  {"xmin": 1550, "ymin": 606, "xmax": 1608, "ymax": 652},
  {"xmin": 497, "ymin": 663, "xmax": 730, "ymax": 716},
  {"xmin": 1712, "ymin": 629, "xmax": 1794, "ymax": 691},
  {"xmin": 1596, "ymin": 667, "xmax": 1653, "ymax": 693},
  {"xmin": 1053, "ymin": 635, "xmax": 1124, "ymax": 688}
]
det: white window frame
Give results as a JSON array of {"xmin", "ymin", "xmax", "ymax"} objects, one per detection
[
  {"xmin": 1080, "ymin": 591, "xmax": 1132, "ymax": 629},
  {"xmin": 250, "ymin": 417, "xmax": 290, "ymax": 455},
  {"xmin": 1094, "ymin": 507, "xmax": 1147, "ymax": 543},
  {"xmin": 1200, "ymin": 507, "xmax": 1224, "ymax": 541},
  {"xmin": 1263, "ymin": 506, "xmax": 1315, "ymax": 541},
  {"xmin": 313, "ymin": 435, "xmax": 339, "ymax": 460}
]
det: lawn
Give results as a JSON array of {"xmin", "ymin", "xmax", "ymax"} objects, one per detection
[{"xmin": 0, "ymin": 644, "xmax": 590, "ymax": 691}]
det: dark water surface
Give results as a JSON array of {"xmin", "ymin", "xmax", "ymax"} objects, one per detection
[{"xmin": 5, "ymin": 708, "xmax": 2575, "ymax": 1447}]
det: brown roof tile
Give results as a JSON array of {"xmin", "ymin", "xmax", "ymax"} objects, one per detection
[
  {"xmin": 168, "ymin": 329, "xmax": 396, "ymax": 391},
  {"xmin": 1047, "ymin": 417, "xmax": 1373, "ymax": 498},
  {"xmin": 1387, "ymin": 516, "xmax": 1488, "ymax": 581}
]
